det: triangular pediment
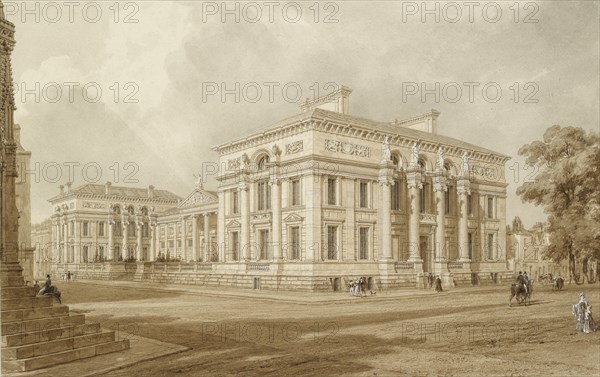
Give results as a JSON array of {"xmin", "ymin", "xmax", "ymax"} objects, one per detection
[
  {"xmin": 226, "ymin": 220, "xmax": 241, "ymax": 228},
  {"xmin": 177, "ymin": 188, "xmax": 218, "ymax": 208},
  {"xmin": 283, "ymin": 213, "xmax": 303, "ymax": 222}
]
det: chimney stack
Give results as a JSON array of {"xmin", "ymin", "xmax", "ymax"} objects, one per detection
[
  {"xmin": 148, "ymin": 185, "xmax": 154, "ymax": 198},
  {"xmin": 65, "ymin": 182, "xmax": 72, "ymax": 193},
  {"xmin": 59, "ymin": 185, "xmax": 64, "ymax": 195},
  {"xmin": 105, "ymin": 181, "xmax": 112, "ymax": 195}
]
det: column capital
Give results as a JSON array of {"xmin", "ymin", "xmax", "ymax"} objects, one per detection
[
  {"xmin": 269, "ymin": 176, "xmax": 280, "ymax": 186},
  {"xmin": 406, "ymin": 171, "xmax": 423, "ymax": 189},
  {"xmin": 456, "ymin": 178, "xmax": 471, "ymax": 195}
]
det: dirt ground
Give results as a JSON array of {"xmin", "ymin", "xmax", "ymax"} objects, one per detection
[{"xmin": 56, "ymin": 280, "xmax": 600, "ymax": 377}]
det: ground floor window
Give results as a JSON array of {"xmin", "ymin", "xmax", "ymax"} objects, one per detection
[
  {"xmin": 359, "ymin": 227, "xmax": 369, "ymax": 260},
  {"xmin": 288, "ymin": 226, "xmax": 300, "ymax": 260},
  {"xmin": 259, "ymin": 229, "xmax": 270, "ymax": 260},
  {"xmin": 327, "ymin": 225, "xmax": 338, "ymax": 260}
]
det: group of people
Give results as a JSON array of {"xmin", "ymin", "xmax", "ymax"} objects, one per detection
[
  {"xmin": 62, "ymin": 271, "xmax": 75, "ymax": 281},
  {"xmin": 572, "ymin": 293, "xmax": 598, "ymax": 333},
  {"xmin": 348, "ymin": 277, "xmax": 366, "ymax": 297},
  {"xmin": 426, "ymin": 273, "xmax": 443, "ymax": 292}
]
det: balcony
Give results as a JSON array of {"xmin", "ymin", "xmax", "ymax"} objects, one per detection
[
  {"xmin": 394, "ymin": 262, "xmax": 415, "ymax": 272},
  {"xmin": 247, "ymin": 263, "xmax": 270, "ymax": 271}
]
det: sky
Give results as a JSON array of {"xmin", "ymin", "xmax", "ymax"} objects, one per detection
[{"xmin": 6, "ymin": 0, "xmax": 599, "ymax": 227}]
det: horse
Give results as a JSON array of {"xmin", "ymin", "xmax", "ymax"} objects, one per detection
[
  {"xmin": 509, "ymin": 280, "xmax": 533, "ymax": 307},
  {"xmin": 552, "ymin": 277, "xmax": 564, "ymax": 291},
  {"xmin": 38, "ymin": 285, "xmax": 61, "ymax": 304}
]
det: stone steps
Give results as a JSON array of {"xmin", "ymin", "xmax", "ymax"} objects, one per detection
[
  {"xmin": 1, "ymin": 304, "xmax": 70, "ymax": 323},
  {"xmin": 1, "ymin": 296, "xmax": 54, "ymax": 310},
  {"xmin": 2, "ymin": 330, "xmax": 115, "ymax": 360},
  {"xmin": 1, "ymin": 314, "xmax": 86, "ymax": 335},
  {"xmin": 1, "ymin": 286, "xmax": 37, "ymax": 299},
  {"xmin": 1, "ymin": 337, "xmax": 130, "ymax": 372},
  {"xmin": 2, "ymin": 323, "xmax": 101, "ymax": 347}
]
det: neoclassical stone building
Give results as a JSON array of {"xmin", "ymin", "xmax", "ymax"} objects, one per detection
[
  {"xmin": 44, "ymin": 87, "xmax": 511, "ymax": 290},
  {"xmin": 212, "ymin": 87, "xmax": 511, "ymax": 290}
]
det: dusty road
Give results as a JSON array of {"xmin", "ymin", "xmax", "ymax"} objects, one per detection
[{"xmin": 57, "ymin": 281, "xmax": 600, "ymax": 377}]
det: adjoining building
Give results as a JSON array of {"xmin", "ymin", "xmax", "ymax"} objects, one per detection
[
  {"xmin": 41, "ymin": 87, "xmax": 512, "ymax": 291},
  {"xmin": 15, "ymin": 123, "xmax": 35, "ymax": 282},
  {"xmin": 506, "ymin": 217, "xmax": 568, "ymax": 280}
]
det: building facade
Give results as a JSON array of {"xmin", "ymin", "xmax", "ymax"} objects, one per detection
[
  {"xmin": 41, "ymin": 88, "xmax": 512, "ymax": 291},
  {"xmin": 507, "ymin": 217, "xmax": 568, "ymax": 280},
  {"xmin": 31, "ymin": 218, "xmax": 52, "ymax": 280},
  {"xmin": 14, "ymin": 123, "xmax": 34, "ymax": 282}
]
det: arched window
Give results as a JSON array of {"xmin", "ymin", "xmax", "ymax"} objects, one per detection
[
  {"xmin": 141, "ymin": 206, "xmax": 148, "ymax": 216},
  {"xmin": 113, "ymin": 205, "xmax": 121, "ymax": 214},
  {"xmin": 257, "ymin": 155, "xmax": 270, "ymax": 171},
  {"xmin": 127, "ymin": 206, "xmax": 135, "ymax": 215},
  {"xmin": 391, "ymin": 155, "xmax": 400, "ymax": 170},
  {"xmin": 418, "ymin": 159, "xmax": 427, "ymax": 174}
]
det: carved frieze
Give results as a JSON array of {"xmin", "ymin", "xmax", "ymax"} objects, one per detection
[
  {"xmin": 286, "ymin": 140, "xmax": 303, "ymax": 155},
  {"xmin": 324, "ymin": 139, "xmax": 370, "ymax": 158}
]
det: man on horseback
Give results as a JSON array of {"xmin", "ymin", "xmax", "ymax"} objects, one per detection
[{"xmin": 517, "ymin": 271, "xmax": 528, "ymax": 294}]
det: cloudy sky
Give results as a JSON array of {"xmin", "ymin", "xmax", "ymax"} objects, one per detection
[{"xmin": 7, "ymin": 1, "xmax": 599, "ymax": 226}]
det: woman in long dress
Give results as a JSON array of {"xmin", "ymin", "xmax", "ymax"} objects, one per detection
[
  {"xmin": 573, "ymin": 293, "xmax": 598, "ymax": 333},
  {"xmin": 435, "ymin": 276, "xmax": 443, "ymax": 293}
]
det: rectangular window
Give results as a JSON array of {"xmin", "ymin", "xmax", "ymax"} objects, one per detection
[
  {"xmin": 467, "ymin": 194, "xmax": 473, "ymax": 216},
  {"xmin": 359, "ymin": 227, "xmax": 369, "ymax": 260},
  {"xmin": 83, "ymin": 222, "xmax": 89, "ymax": 236},
  {"xmin": 468, "ymin": 232, "xmax": 473, "ymax": 260},
  {"xmin": 114, "ymin": 221, "xmax": 122, "ymax": 236},
  {"xmin": 359, "ymin": 182, "xmax": 369, "ymax": 208},
  {"xmin": 259, "ymin": 229, "xmax": 270, "ymax": 260},
  {"xmin": 129, "ymin": 222, "xmax": 136, "ymax": 237},
  {"xmin": 177, "ymin": 240, "xmax": 182, "ymax": 248},
  {"xmin": 232, "ymin": 190, "xmax": 239, "ymax": 214},
  {"xmin": 327, "ymin": 225, "xmax": 338, "ymax": 260},
  {"xmin": 231, "ymin": 231, "xmax": 239, "ymax": 261},
  {"xmin": 114, "ymin": 245, "xmax": 120, "ymax": 260},
  {"xmin": 83, "ymin": 245, "xmax": 89, "ymax": 262},
  {"xmin": 142, "ymin": 223, "xmax": 149, "ymax": 237},
  {"xmin": 291, "ymin": 179, "xmax": 301, "ymax": 206},
  {"xmin": 188, "ymin": 239, "xmax": 193, "ymax": 247},
  {"xmin": 487, "ymin": 197, "xmax": 494, "ymax": 219},
  {"xmin": 445, "ymin": 188, "xmax": 451, "ymax": 215},
  {"xmin": 391, "ymin": 181, "xmax": 400, "ymax": 210},
  {"xmin": 99, "ymin": 222, "xmax": 105, "ymax": 237},
  {"xmin": 487, "ymin": 234, "xmax": 495, "ymax": 259},
  {"xmin": 98, "ymin": 246, "xmax": 105, "ymax": 259},
  {"xmin": 168, "ymin": 240, "xmax": 174, "ymax": 248},
  {"xmin": 160, "ymin": 241, "xmax": 165, "ymax": 249},
  {"xmin": 419, "ymin": 185, "xmax": 426, "ymax": 214},
  {"xmin": 327, "ymin": 178, "xmax": 337, "ymax": 205},
  {"xmin": 257, "ymin": 182, "xmax": 271, "ymax": 211},
  {"xmin": 289, "ymin": 226, "xmax": 300, "ymax": 260}
]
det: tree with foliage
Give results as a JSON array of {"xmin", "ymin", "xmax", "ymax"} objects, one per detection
[{"xmin": 516, "ymin": 125, "xmax": 599, "ymax": 283}]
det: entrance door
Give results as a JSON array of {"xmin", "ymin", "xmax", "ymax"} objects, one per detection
[{"xmin": 420, "ymin": 236, "xmax": 430, "ymax": 272}]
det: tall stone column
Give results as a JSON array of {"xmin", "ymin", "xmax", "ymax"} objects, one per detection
[
  {"xmin": 62, "ymin": 219, "xmax": 68, "ymax": 263},
  {"xmin": 173, "ymin": 221, "xmax": 179, "ymax": 259},
  {"xmin": 239, "ymin": 182, "xmax": 250, "ymax": 261},
  {"xmin": 406, "ymin": 167, "xmax": 422, "ymax": 262},
  {"xmin": 149, "ymin": 222, "xmax": 156, "ymax": 261},
  {"xmin": 378, "ymin": 160, "xmax": 394, "ymax": 260},
  {"xmin": 121, "ymin": 217, "xmax": 129, "ymax": 260},
  {"xmin": 55, "ymin": 219, "xmax": 61, "ymax": 263},
  {"xmin": 136, "ymin": 220, "xmax": 142, "ymax": 261},
  {"xmin": 457, "ymin": 178, "xmax": 471, "ymax": 262},
  {"xmin": 192, "ymin": 215, "xmax": 198, "ymax": 261},
  {"xmin": 107, "ymin": 218, "xmax": 114, "ymax": 261},
  {"xmin": 74, "ymin": 220, "xmax": 80, "ymax": 264},
  {"xmin": 270, "ymin": 177, "xmax": 282, "ymax": 261},
  {"xmin": 433, "ymin": 174, "xmax": 447, "ymax": 261},
  {"xmin": 203, "ymin": 213, "xmax": 210, "ymax": 262},
  {"xmin": 181, "ymin": 216, "xmax": 187, "ymax": 261}
]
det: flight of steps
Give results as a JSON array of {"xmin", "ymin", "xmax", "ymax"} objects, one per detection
[{"xmin": 1, "ymin": 279, "xmax": 129, "ymax": 373}]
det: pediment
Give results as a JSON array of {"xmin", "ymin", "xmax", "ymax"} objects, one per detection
[
  {"xmin": 226, "ymin": 219, "xmax": 241, "ymax": 228},
  {"xmin": 283, "ymin": 213, "xmax": 303, "ymax": 222},
  {"xmin": 177, "ymin": 188, "xmax": 218, "ymax": 208}
]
